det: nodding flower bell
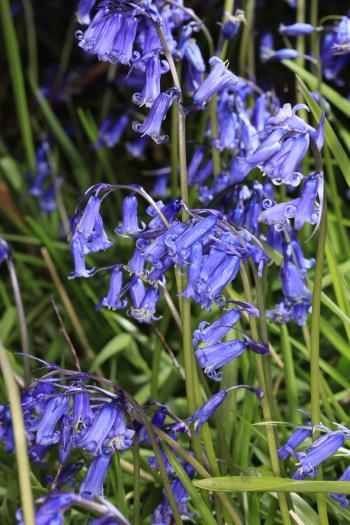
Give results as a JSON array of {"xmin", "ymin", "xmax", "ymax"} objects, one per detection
[
  {"xmin": 115, "ymin": 195, "xmax": 145, "ymax": 236},
  {"xmin": 193, "ymin": 56, "xmax": 238, "ymax": 107},
  {"xmin": 132, "ymin": 88, "xmax": 180, "ymax": 144},
  {"xmin": 188, "ymin": 385, "xmax": 264, "ymax": 431},
  {"xmin": 36, "ymin": 395, "xmax": 70, "ymax": 447},
  {"xmin": 76, "ymin": 5, "xmax": 138, "ymax": 64},
  {"xmin": 16, "ymin": 492, "xmax": 79, "ymax": 525},
  {"xmin": 293, "ymin": 432, "xmax": 345, "ymax": 480},
  {"xmin": 0, "ymin": 238, "xmax": 10, "ymax": 265},
  {"xmin": 129, "ymin": 286, "xmax": 160, "ymax": 323},
  {"xmin": 80, "ymin": 454, "xmax": 112, "ymax": 499},
  {"xmin": 277, "ymin": 423, "xmax": 312, "ymax": 460},
  {"xmin": 73, "ymin": 403, "xmax": 118, "ymax": 455},
  {"xmin": 279, "ymin": 23, "xmax": 322, "ymax": 37},
  {"xmin": 195, "ymin": 339, "xmax": 247, "ymax": 381},
  {"xmin": 97, "ymin": 268, "xmax": 127, "ymax": 311},
  {"xmin": 329, "ymin": 466, "xmax": 350, "ymax": 508},
  {"xmin": 132, "ymin": 54, "xmax": 169, "ymax": 108},
  {"xmin": 71, "ymin": 195, "xmax": 113, "ymax": 257},
  {"xmin": 76, "ymin": 0, "xmax": 96, "ymax": 25},
  {"xmin": 95, "ymin": 115, "xmax": 129, "ymax": 149}
]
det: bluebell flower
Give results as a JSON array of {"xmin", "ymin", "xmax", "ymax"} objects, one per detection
[
  {"xmin": 126, "ymin": 136, "xmax": 148, "ymax": 158},
  {"xmin": 206, "ymin": 254, "xmax": 241, "ymax": 301},
  {"xmin": 188, "ymin": 146, "xmax": 205, "ymax": 184},
  {"xmin": 282, "ymin": 261, "xmax": 312, "ymax": 305},
  {"xmin": 259, "ymin": 198, "xmax": 300, "ymax": 229},
  {"xmin": 129, "ymin": 286, "xmax": 160, "ymax": 323},
  {"xmin": 132, "ymin": 88, "xmax": 180, "ymax": 144},
  {"xmin": 279, "ymin": 23, "xmax": 321, "ymax": 37},
  {"xmin": 39, "ymin": 183, "xmax": 59, "ymax": 213},
  {"xmin": 329, "ymin": 466, "xmax": 350, "ymax": 508},
  {"xmin": 73, "ymin": 403, "xmax": 118, "ymax": 455},
  {"xmin": 69, "ymin": 233, "xmax": 95, "ymax": 279},
  {"xmin": 97, "ymin": 268, "xmax": 128, "ymax": 310},
  {"xmin": 180, "ymin": 242, "xmax": 203, "ymax": 301},
  {"xmin": 188, "ymin": 385, "xmax": 263, "ymax": 430},
  {"xmin": 72, "ymin": 195, "xmax": 113, "ymax": 255},
  {"xmin": 95, "ymin": 115, "xmax": 129, "ymax": 148},
  {"xmin": 115, "ymin": 196, "xmax": 145, "ymax": 236},
  {"xmin": 132, "ymin": 54, "xmax": 169, "ymax": 108},
  {"xmin": 36, "ymin": 395, "xmax": 70, "ymax": 446},
  {"xmin": 80, "ymin": 453, "xmax": 112, "ymax": 499},
  {"xmin": 260, "ymin": 32, "xmax": 274, "ymax": 61},
  {"xmin": 104, "ymin": 406, "xmax": 135, "ymax": 452},
  {"xmin": 128, "ymin": 248, "xmax": 146, "ymax": 275},
  {"xmin": 193, "ymin": 56, "xmax": 238, "ymax": 107},
  {"xmin": 214, "ymin": 89, "xmax": 238, "ymax": 150},
  {"xmin": 174, "ymin": 215, "xmax": 217, "ymax": 260},
  {"xmin": 278, "ymin": 423, "xmax": 312, "ymax": 460},
  {"xmin": 16, "ymin": 491, "xmax": 79, "ymax": 525},
  {"xmin": 195, "ymin": 339, "xmax": 247, "ymax": 380},
  {"xmin": 294, "ymin": 172, "xmax": 321, "ymax": 230},
  {"xmin": 189, "ymin": 159, "xmax": 213, "ymax": 186},
  {"xmin": 28, "ymin": 444, "xmax": 50, "ymax": 465},
  {"xmin": 221, "ymin": 17, "xmax": 243, "ymax": 40},
  {"xmin": 129, "ymin": 278, "xmax": 146, "ymax": 309},
  {"xmin": 70, "ymin": 391, "xmax": 95, "ymax": 427},
  {"xmin": 0, "ymin": 238, "xmax": 10, "ymax": 265},
  {"xmin": 76, "ymin": 0, "xmax": 96, "ymax": 25},
  {"xmin": 265, "ymin": 49, "xmax": 311, "ymax": 62},
  {"xmin": 77, "ymin": 6, "xmax": 138, "ymax": 64},
  {"xmin": 153, "ymin": 463, "xmax": 195, "ymax": 525},
  {"xmin": 293, "ymin": 432, "xmax": 345, "ymax": 480},
  {"xmin": 47, "ymin": 462, "xmax": 83, "ymax": 489}
]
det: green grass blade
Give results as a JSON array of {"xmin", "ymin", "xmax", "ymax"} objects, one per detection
[
  {"xmin": 0, "ymin": 0, "xmax": 36, "ymax": 171},
  {"xmin": 296, "ymin": 76, "xmax": 350, "ymax": 187},
  {"xmin": 283, "ymin": 59, "xmax": 350, "ymax": 119},
  {"xmin": 194, "ymin": 476, "xmax": 350, "ymax": 495}
]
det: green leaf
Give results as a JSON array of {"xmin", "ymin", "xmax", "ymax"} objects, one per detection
[
  {"xmin": 0, "ymin": 307, "xmax": 18, "ymax": 345},
  {"xmin": 283, "ymin": 59, "xmax": 350, "ymax": 119},
  {"xmin": 194, "ymin": 476, "xmax": 350, "ymax": 495},
  {"xmin": 90, "ymin": 334, "xmax": 132, "ymax": 372},
  {"xmin": 296, "ymin": 76, "xmax": 350, "ymax": 187},
  {"xmin": 0, "ymin": 157, "xmax": 22, "ymax": 191}
]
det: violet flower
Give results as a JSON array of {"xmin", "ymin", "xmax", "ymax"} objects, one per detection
[{"xmin": 193, "ymin": 56, "xmax": 238, "ymax": 107}]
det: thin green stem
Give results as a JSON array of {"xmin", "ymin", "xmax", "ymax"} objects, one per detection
[
  {"xmin": 0, "ymin": 341, "xmax": 35, "ymax": 524},
  {"xmin": 209, "ymin": 98, "xmax": 221, "ymax": 176},
  {"xmin": 21, "ymin": 0, "xmax": 38, "ymax": 85},
  {"xmin": 133, "ymin": 438, "xmax": 141, "ymax": 525},
  {"xmin": 238, "ymin": 0, "xmax": 255, "ymax": 77},
  {"xmin": 153, "ymin": 24, "xmax": 188, "ymax": 206},
  {"xmin": 310, "ymin": 0, "xmax": 319, "ymax": 62},
  {"xmin": 310, "ymin": 195, "xmax": 329, "ymax": 524},
  {"xmin": 6, "ymin": 256, "xmax": 31, "ymax": 386},
  {"xmin": 1, "ymin": 0, "xmax": 36, "ymax": 171}
]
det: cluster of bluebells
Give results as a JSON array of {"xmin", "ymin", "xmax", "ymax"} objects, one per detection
[
  {"xmin": 188, "ymin": 90, "xmax": 323, "ymax": 325},
  {"xmin": 73, "ymin": 0, "xmax": 328, "ymax": 331},
  {"xmin": 278, "ymin": 422, "xmax": 350, "ymax": 507},
  {"xmin": 0, "ymin": 362, "xmax": 215, "ymax": 524},
  {"xmin": 0, "ymin": 366, "xmax": 135, "ymax": 505},
  {"xmin": 69, "ymin": 185, "xmax": 272, "ymax": 379}
]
